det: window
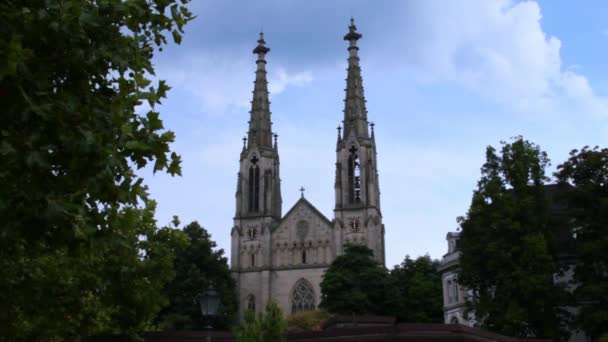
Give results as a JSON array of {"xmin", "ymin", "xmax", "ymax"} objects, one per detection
[
  {"xmin": 248, "ymin": 158, "xmax": 260, "ymax": 212},
  {"xmin": 450, "ymin": 317, "xmax": 459, "ymax": 324},
  {"xmin": 347, "ymin": 146, "xmax": 361, "ymax": 203},
  {"xmin": 447, "ymin": 280, "xmax": 453, "ymax": 304},
  {"xmin": 247, "ymin": 295, "xmax": 256, "ymax": 313},
  {"xmin": 250, "ymin": 253, "xmax": 255, "ymax": 267},
  {"xmin": 447, "ymin": 278, "xmax": 459, "ymax": 304},
  {"xmin": 291, "ymin": 279, "xmax": 315, "ymax": 313},
  {"xmin": 302, "ymin": 250, "xmax": 307, "ymax": 264}
]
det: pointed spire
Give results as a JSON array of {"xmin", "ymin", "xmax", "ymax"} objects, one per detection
[
  {"xmin": 247, "ymin": 32, "xmax": 273, "ymax": 149},
  {"xmin": 370, "ymin": 121, "xmax": 375, "ymax": 141},
  {"xmin": 342, "ymin": 18, "xmax": 369, "ymax": 139}
]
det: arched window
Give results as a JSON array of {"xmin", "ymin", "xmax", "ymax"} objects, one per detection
[
  {"xmin": 450, "ymin": 316, "xmax": 459, "ymax": 324},
  {"xmin": 248, "ymin": 163, "xmax": 260, "ymax": 212},
  {"xmin": 348, "ymin": 146, "xmax": 361, "ymax": 203},
  {"xmin": 302, "ymin": 250, "xmax": 307, "ymax": 264},
  {"xmin": 291, "ymin": 279, "xmax": 315, "ymax": 313},
  {"xmin": 250, "ymin": 253, "xmax": 255, "ymax": 268},
  {"xmin": 247, "ymin": 295, "xmax": 256, "ymax": 313}
]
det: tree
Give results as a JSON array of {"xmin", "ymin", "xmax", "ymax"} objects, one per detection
[
  {"xmin": 457, "ymin": 137, "xmax": 565, "ymax": 338},
  {"xmin": 156, "ymin": 221, "xmax": 237, "ymax": 330},
  {"xmin": 319, "ymin": 244, "xmax": 396, "ymax": 315},
  {"xmin": 234, "ymin": 301, "xmax": 287, "ymax": 342},
  {"xmin": 555, "ymin": 146, "xmax": 608, "ymax": 339},
  {"xmin": 390, "ymin": 255, "xmax": 443, "ymax": 323},
  {"xmin": 0, "ymin": 0, "xmax": 193, "ymax": 339}
]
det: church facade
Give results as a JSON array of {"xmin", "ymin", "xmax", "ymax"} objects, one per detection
[{"xmin": 230, "ymin": 19, "xmax": 385, "ymax": 317}]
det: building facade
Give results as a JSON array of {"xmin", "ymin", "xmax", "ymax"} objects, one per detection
[{"xmin": 230, "ymin": 19, "xmax": 386, "ymax": 317}]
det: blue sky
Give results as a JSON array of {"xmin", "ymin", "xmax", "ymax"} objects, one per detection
[{"xmin": 140, "ymin": 0, "xmax": 608, "ymax": 268}]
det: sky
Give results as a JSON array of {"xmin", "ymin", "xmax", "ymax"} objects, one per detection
[{"xmin": 140, "ymin": 0, "xmax": 608, "ymax": 268}]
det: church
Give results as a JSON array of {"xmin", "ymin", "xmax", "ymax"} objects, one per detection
[{"xmin": 230, "ymin": 19, "xmax": 386, "ymax": 317}]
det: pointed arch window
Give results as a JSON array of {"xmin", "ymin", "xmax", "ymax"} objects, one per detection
[
  {"xmin": 291, "ymin": 279, "xmax": 315, "ymax": 313},
  {"xmin": 250, "ymin": 253, "xmax": 255, "ymax": 268},
  {"xmin": 348, "ymin": 146, "xmax": 361, "ymax": 203},
  {"xmin": 246, "ymin": 294, "xmax": 256, "ymax": 313},
  {"xmin": 248, "ymin": 159, "xmax": 260, "ymax": 212},
  {"xmin": 301, "ymin": 250, "xmax": 307, "ymax": 264}
]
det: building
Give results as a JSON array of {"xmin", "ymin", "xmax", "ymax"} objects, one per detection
[
  {"xmin": 230, "ymin": 19, "xmax": 385, "ymax": 317},
  {"xmin": 437, "ymin": 232, "xmax": 472, "ymax": 326}
]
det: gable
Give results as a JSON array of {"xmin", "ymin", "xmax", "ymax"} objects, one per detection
[{"xmin": 272, "ymin": 198, "xmax": 333, "ymax": 243}]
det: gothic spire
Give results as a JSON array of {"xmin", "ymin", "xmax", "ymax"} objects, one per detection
[
  {"xmin": 342, "ymin": 18, "xmax": 369, "ymax": 139},
  {"xmin": 248, "ymin": 32, "xmax": 273, "ymax": 149}
]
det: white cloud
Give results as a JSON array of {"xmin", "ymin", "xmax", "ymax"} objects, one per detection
[
  {"xmin": 156, "ymin": 51, "xmax": 313, "ymax": 116},
  {"xmin": 397, "ymin": 0, "xmax": 608, "ymax": 116},
  {"xmin": 269, "ymin": 68, "xmax": 314, "ymax": 94}
]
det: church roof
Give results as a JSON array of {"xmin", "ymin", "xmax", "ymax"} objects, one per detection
[{"xmin": 278, "ymin": 196, "xmax": 333, "ymax": 229}]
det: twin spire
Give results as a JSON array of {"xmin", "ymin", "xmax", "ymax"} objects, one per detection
[
  {"xmin": 342, "ymin": 18, "xmax": 369, "ymax": 140},
  {"xmin": 246, "ymin": 32, "xmax": 274, "ymax": 149},
  {"xmin": 245, "ymin": 19, "xmax": 370, "ymax": 151}
]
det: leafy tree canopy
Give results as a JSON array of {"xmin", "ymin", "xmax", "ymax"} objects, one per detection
[
  {"xmin": 390, "ymin": 255, "xmax": 443, "ymax": 323},
  {"xmin": 555, "ymin": 146, "xmax": 608, "ymax": 339},
  {"xmin": 319, "ymin": 244, "xmax": 396, "ymax": 315},
  {"xmin": 0, "ymin": 0, "xmax": 193, "ymax": 339},
  {"xmin": 458, "ymin": 137, "xmax": 566, "ymax": 338},
  {"xmin": 156, "ymin": 221, "xmax": 237, "ymax": 330}
]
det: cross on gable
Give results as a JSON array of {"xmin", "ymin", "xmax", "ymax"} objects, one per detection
[
  {"xmin": 250, "ymin": 155, "xmax": 259, "ymax": 164},
  {"xmin": 299, "ymin": 186, "xmax": 305, "ymax": 198}
]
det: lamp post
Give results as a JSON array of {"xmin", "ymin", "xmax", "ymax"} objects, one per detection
[{"xmin": 198, "ymin": 287, "xmax": 221, "ymax": 342}]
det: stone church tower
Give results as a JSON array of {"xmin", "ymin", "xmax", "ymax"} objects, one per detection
[{"xmin": 231, "ymin": 19, "xmax": 385, "ymax": 317}]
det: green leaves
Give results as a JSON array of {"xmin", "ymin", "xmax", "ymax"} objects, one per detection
[
  {"xmin": 0, "ymin": 0, "xmax": 193, "ymax": 339},
  {"xmin": 555, "ymin": 146, "xmax": 608, "ymax": 339},
  {"xmin": 235, "ymin": 302, "xmax": 286, "ymax": 342},
  {"xmin": 458, "ymin": 137, "xmax": 565, "ymax": 339},
  {"xmin": 389, "ymin": 255, "xmax": 443, "ymax": 323},
  {"xmin": 320, "ymin": 245, "xmax": 393, "ymax": 316},
  {"xmin": 155, "ymin": 222, "xmax": 238, "ymax": 330}
]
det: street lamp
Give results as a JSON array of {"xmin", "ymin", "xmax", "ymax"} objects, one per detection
[{"xmin": 198, "ymin": 287, "xmax": 221, "ymax": 342}]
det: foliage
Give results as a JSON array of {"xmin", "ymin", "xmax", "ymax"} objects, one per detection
[
  {"xmin": 156, "ymin": 221, "xmax": 237, "ymax": 330},
  {"xmin": 285, "ymin": 310, "xmax": 332, "ymax": 333},
  {"xmin": 457, "ymin": 137, "xmax": 566, "ymax": 338},
  {"xmin": 390, "ymin": 255, "xmax": 443, "ymax": 323},
  {"xmin": 0, "ymin": 0, "xmax": 193, "ymax": 339},
  {"xmin": 555, "ymin": 146, "xmax": 608, "ymax": 339},
  {"xmin": 234, "ymin": 301, "xmax": 287, "ymax": 342},
  {"xmin": 320, "ymin": 244, "xmax": 396, "ymax": 315}
]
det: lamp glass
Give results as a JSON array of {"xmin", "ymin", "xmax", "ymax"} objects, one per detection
[{"xmin": 200, "ymin": 287, "xmax": 220, "ymax": 317}]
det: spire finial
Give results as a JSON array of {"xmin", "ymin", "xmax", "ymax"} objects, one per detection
[
  {"xmin": 273, "ymin": 133, "xmax": 278, "ymax": 147},
  {"xmin": 242, "ymin": 136, "xmax": 247, "ymax": 150},
  {"xmin": 253, "ymin": 31, "xmax": 270, "ymax": 55},
  {"xmin": 344, "ymin": 17, "xmax": 362, "ymax": 42},
  {"xmin": 337, "ymin": 125, "xmax": 342, "ymax": 141}
]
